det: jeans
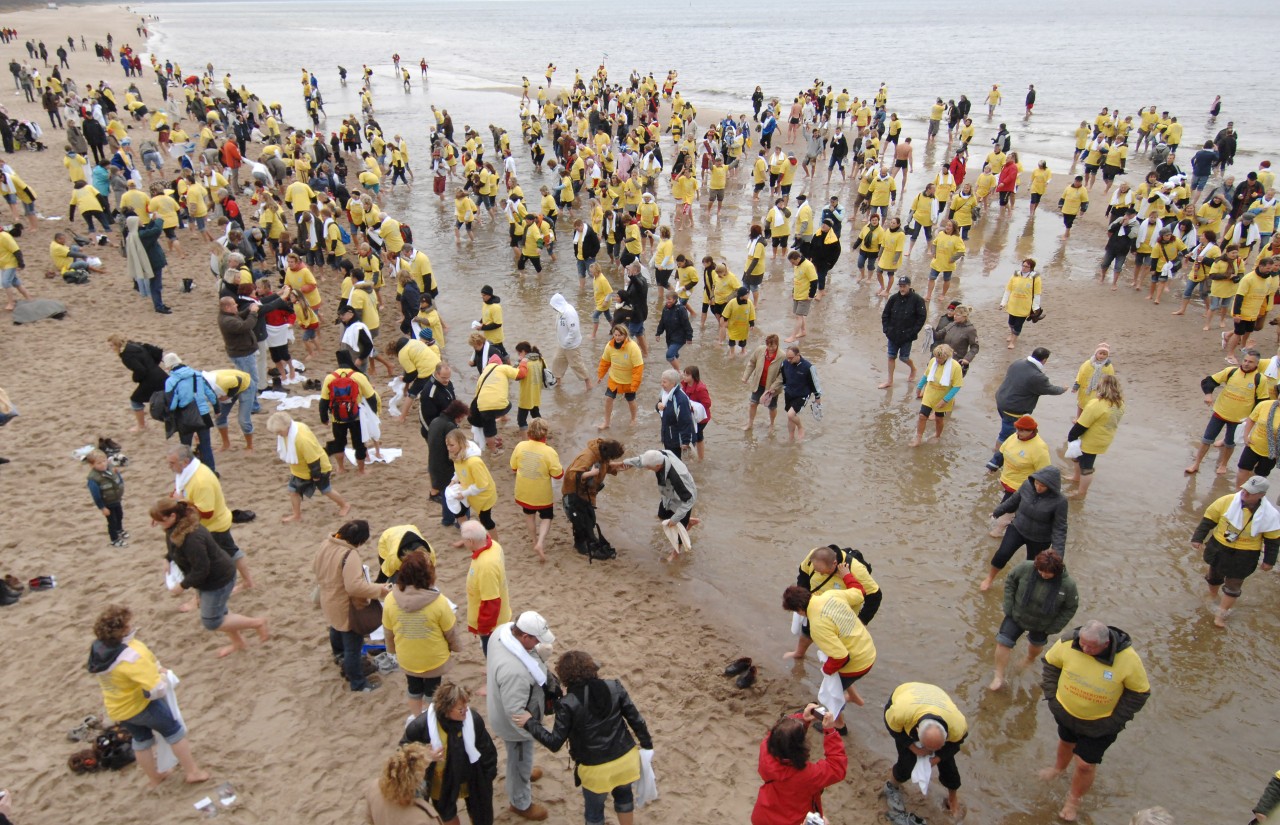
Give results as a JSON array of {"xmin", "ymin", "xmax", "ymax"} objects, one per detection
[
  {"xmin": 255, "ymin": 340, "xmax": 270, "ymax": 390},
  {"xmin": 988, "ymin": 410, "xmax": 1021, "ymax": 467},
  {"xmin": 504, "ymin": 739, "xmax": 535, "ymax": 810},
  {"xmin": 105, "ymin": 502, "xmax": 124, "ymax": 541},
  {"xmin": 180, "ymin": 425, "xmax": 216, "ymax": 471},
  {"xmin": 229, "ymin": 353, "xmax": 258, "ymax": 434},
  {"xmin": 584, "ymin": 784, "xmax": 635, "ymax": 825},
  {"xmin": 441, "ymin": 496, "xmax": 458, "ymax": 527},
  {"xmin": 150, "ymin": 266, "xmax": 166, "ymax": 310},
  {"xmin": 329, "ymin": 626, "xmax": 369, "ymax": 690},
  {"xmin": 119, "ymin": 698, "xmax": 186, "ymax": 751},
  {"xmin": 576, "ymin": 257, "xmax": 595, "ymax": 279}
]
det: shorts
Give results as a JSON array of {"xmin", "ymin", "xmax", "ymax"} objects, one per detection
[
  {"xmin": 1008, "ymin": 314, "xmax": 1028, "ymax": 335},
  {"xmin": 710, "ymin": 189, "xmax": 724, "ymax": 202},
  {"xmin": 655, "ymin": 269, "xmax": 672, "ymax": 288},
  {"xmin": 1, "ymin": 267, "xmax": 20, "ymax": 289},
  {"xmin": 1237, "ymin": 445, "xmax": 1277, "ymax": 477},
  {"xmin": 1134, "ymin": 253, "xmax": 1150, "ymax": 269},
  {"xmin": 198, "ymin": 574, "xmax": 237, "ymax": 631},
  {"xmin": 1030, "ymin": 193, "xmax": 1043, "ymax": 205},
  {"xmin": 1201, "ymin": 414, "xmax": 1239, "ymax": 447},
  {"xmin": 289, "ymin": 473, "xmax": 334, "ymax": 496},
  {"xmin": 1210, "ymin": 295, "xmax": 1231, "ymax": 310},
  {"xmin": 1075, "ymin": 451, "xmax": 1099, "ymax": 474},
  {"xmin": 708, "ymin": 301, "xmax": 727, "ymax": 317},
  {"xmin": 754, "ymin": 182, "xmax": 766, "ymax": 193},
  {"xmin": 743, "ymin": 274, "xmax": 764, "ymax": 289},
  {"xmin": 521, "ymin": 506, "xmax": 554, "ymax": 520},
  {"xmin": 1203, "ymin": 540, "xmax": 1261, "ymax": 595},
  {"xmin": 1083, "ymin": 164, "xmax": 1099, "ymax": 176},
  {"xmin": 209, "ymin": 529, "xmax": 244, "ymax": 563},
  {"xmin": 771, "ymin": 236, "xmax": 788, "ymax": 248},
  {"xmin": 1102, "ymin": 166, "xmax": 1120, "ymax": 181},
  {"xmin": 749, "ymin": 386, "xmax": 777, "ymax": 408},
  {"xmin": 119, "ymin": 698, "xmax": 186, "ymax": 751},
  {"xmin": 1056, "ymin": 722, "xmax": 1118, "ymax": 765},
  {"xmin": 1191, "ymin": 174, "xmax": 1209, "ymax": 191},
  {"xmin": 727, "ymin": 337, "xmax": 746, "ymax": 349},
  {"xmin": 626, "ymin": 320, "xmax": 645, "ymax": 338},
  {"xmin": 1150, "ymin": 269, "xmax": 1169, "ymax": 283},
  {"xmin": 693, "ymin": 421, "xmax": 707, "ymax": 443},
  {"xmin": 193, "ymin": 215, "xmax": 207, "ymax": 231},
  {"xmin": 474, "ymin": 508, "xmax": 496, "ymax": 530},
  {"xmin": 996, "ymin": 615, "xmax": 1048, "ymax": 648},
  {"xmin": 162, "ymin": 226, "xmax": 177, "ymax": 239},
  {"xmin": 856, "ymin": 250, "xmax": 876, "ymax": 269},
  {"xmin": 1063, "ymin": 214, "xmax": 1077, "ymax": 228},
  {"xmin": 919, "ymin": 404, "xmax": 945, "ymax": 418},
  {"xmin": 268, "ymin": 344, "xmax": 291, "ymax": 363},
  {"xmin": 927, "ymin": 120, "xmax": 940, "ymax": 137},
  {"xmin": 477, "ymin": 404, "xmax": 510, "ymax": 438},
  {"xmin": 405, "ymin": 674, "xmax": 442, "ymax": 700},
  {"xmin": 783, "ymin": 393, "xmax": 808, "ymax": 413},
  {"xmin": 302, "ymin": 327, "xmax": 318, "ymax": 341},
  {"xmin": 592, "ymin": 309, "xmax": 612, "ymax": 323},
  {"xmin": 789, "ymin": 116, "xmax": 800, "ymax": 125},
  {"xmin": 838, "ymin": 663, "xmax": 873, "ymax": 691},
  {"xmin": 665, "ymin": 341, "xmax": 685, "ymax": 361},
  {"xmin": 886, "ymin": 339, "xmax": 911, "ymax": 360},
  {"xmin": 895, "ymin": 158, "xmax": 908, "ymax": 169},
  {"xmin": 1235, "ymin": 318, "xmax": 1258, "ymax": 337},
  {"xmin": 792, "ymin": 299, "xmax": 811, "ymax": 316},
  {"xmin": 130, "ymin": 399, "xmax": 146, "ymax": 411},
  {"xmin": 928, "ymin": 268, "xmax": 953, "ymax": 282},
  {"xmin": 604, "ymin": 384, "xmax": 637, "ymax": 401}
]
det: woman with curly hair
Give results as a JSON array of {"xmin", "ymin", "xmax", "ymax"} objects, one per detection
[
  {"xmin": 150, "ymin": 498, "xmax": 268, "ymax": 658},
  {"xmin": 363, "ymin": 743, "xmax": 445, "ymax": 824},
  {"xmin": 513, "ymin": 650, "xmax": 653, "ymax": 825},
  {"xmin": 87, "ymin": 604, "xmax": 210, "ymax": 787},
  {"xmin": 751, "ymin": 703, "xmax": 846, "ymax": 825}
]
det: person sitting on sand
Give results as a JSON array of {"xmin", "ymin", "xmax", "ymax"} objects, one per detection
[
  {"xmin": 265, "ymin": 411, "xmax": 351, "ymax": 523},
  {"xmin": 87, "ymin": 604, "xmax": 211, "ymax": 787},
  {"xmin": 149, "ymin": 499, "xmax": 268, "ymax": 658}
]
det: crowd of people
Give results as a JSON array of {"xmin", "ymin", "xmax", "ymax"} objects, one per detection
[{"xmin": 4, "ymin": 14, "xmax": 1280, "ymax": 825}]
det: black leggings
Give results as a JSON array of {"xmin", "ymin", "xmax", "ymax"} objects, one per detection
[
  {"xmin": 889, "ymin": 727, "xmax": 962, "ymax": 790},
  {"xmin": 326, "ymin": 419, "xmax": 366, "ymax": 461},
  {"xmin": 991, "ymin": 524, "xmax": 1051, "ymax": 570}
]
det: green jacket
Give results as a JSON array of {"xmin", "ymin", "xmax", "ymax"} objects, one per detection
[{"xmin": 1002, "ymin": 560, "xmax": 1078, "ymax": 635}]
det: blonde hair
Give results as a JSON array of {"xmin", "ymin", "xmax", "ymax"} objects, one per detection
[
  {"xmin": 266, "ymin": 411, "xmax": 294, "ymax": 435},
  {"xmin": 377, "ymin": 743, "xmax": 432, "ymax": 806},
  {"xmin": 1096, "ymin": 374, "xmax": 1123, "ymax": 406},
  {"xmin": 107, "ymin": 334, "xmax": 128, "ymax": 353},
  {"xmin": 433, "ymin": 681, "xmax": 471, "ymax": 718},
  {"xmin": 527, "ymin": 418, "xmax": 549, "ymax": 441},
  {"xmin": 932, "ymin": 343, "xmax": 955, "ymax": 362}
]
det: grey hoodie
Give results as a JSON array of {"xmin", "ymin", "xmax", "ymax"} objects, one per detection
[{"xmin": 993, "ymin": 466, "xmax": 1068, "ymax": 552}]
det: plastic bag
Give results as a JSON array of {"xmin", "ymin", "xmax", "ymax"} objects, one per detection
[
  {"xmin": 1065, "ymin": 439, "xmax": 1084, "ymax": 459},
  {"xmin": 635, "ymin": 748, "xmax": 658, "ymax": 808}
]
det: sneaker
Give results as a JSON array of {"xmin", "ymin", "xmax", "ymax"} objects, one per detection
[
  {"xmin": 353, "ymin": 677, "xmax": 382, "ymax": 693},
  {"xmin": 111, "ymin": 539, "xmax": 128, "ymax": 547},
  {"xmin": 119, "ymin": 531, "xmax": 130, "ymax": 539}
]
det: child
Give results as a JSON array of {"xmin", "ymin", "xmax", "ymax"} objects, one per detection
[
  {"xmin": 513, "ymin": 341, "xmax": 544, "ymax": 430},
  {"xmin": 86, "ymin": 449, "xmax": 126, "ymax": 546}
]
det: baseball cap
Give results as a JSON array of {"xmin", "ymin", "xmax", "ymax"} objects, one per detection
[
  {"xmin": 515, "ymin": 611, "xmax": 555, "ymax": 645},
  {"xmin": 897, "ymin": 276, "xmax": 911, "ymax": 285},
  {"xmin": 1242, "ymin": 476, "xmax": 1270, "ymax": 494}
]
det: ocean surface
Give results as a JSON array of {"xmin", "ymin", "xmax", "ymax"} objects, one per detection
[{"xmin": 126, "ymin": 3, "xmax": 1280, "ymax": 824}]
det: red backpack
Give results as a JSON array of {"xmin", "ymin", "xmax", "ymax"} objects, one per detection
[{"xmin": 328, "ymin": 370, "xmax": 360, "ymax": 422}]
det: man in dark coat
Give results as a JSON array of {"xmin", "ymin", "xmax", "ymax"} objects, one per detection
[{"xmin": 879, "ymin": 276, "xmax": 927, "ymax": 388}]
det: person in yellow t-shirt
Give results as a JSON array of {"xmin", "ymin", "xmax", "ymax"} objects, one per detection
[
  {"xmin": 509, "ymin": 418, "xmax": 563, "ymax": 560},
  {"xmin": 925, "ymin": 220, "xmax": 966, "ymax": 303},
  {"xmin": 782, "ymin": 574, "xmax": 877, "ymax": 716},
  {"xmin": 785, "ymin": 251, "xmax": 818, "ymax": 343},
  {"xmin": 1071, "ymin": 344, "xmax": 1117, "ymax": 416},
  {"xmin": 1000, "ymin": 258, "xmax": 1042, "ymax": 348},
  {"xmin": 1187, "ymin": 349, "xmax": 1270, "ymax": 475},
  {"xmin": 595, "ymin": 325, "xmax": 644, "ymax": 429},
  {"xmin": 1057, "ymin": 176, "xmax": 1089, "ymax": 237},
  {"xmin": 380, "ymin": 550, "xmax": 458, "ymax": 717},
  {"xmin": 912, "ymin": 344, "xmax": 964, "ymax": 447},
  {"xmin": 1066, "ymin": 375, "xmax": 1124, "ymax": 498},
  {"xmin": 884, "ymin": 682, "xmax": 969, "ymax": 817},
  {"xmin": 88, "ymin": 605, "xmax": 210, "ymax": 786},
  {"xmin": 999, "ymin": 415, "xmax": 1051, "ymax": 494},
  {"xmin": 1040, "ymin": 619, "xmax": 1149, "ymax": 822},
  {"xmin": 265, "ymin": 412, "xmax": 349, "ymax": 523},
  {"xmin": 1238, "ymin": 396, "xmax": 1280, "ymax": 489},
  {"xmin": 1191, "ymin": 478, "xmax": 1280, "ymax": 627},
  {"xmin": 447, "ymin": 429, "xmax": 499, "ymax": 530}
]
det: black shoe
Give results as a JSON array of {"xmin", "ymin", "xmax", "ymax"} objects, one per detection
[
  {"xmin": 0, "ymin": 457, "xmax": 9, "ymax": 465},
  {"xmin": 155, "ymin": 306, "xmax": 172, "ymax": 314}
]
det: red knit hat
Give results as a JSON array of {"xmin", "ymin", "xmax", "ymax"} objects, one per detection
[{"xmin": 1014, "ymin": 415, "xmax": 1038, "ymax": 430}]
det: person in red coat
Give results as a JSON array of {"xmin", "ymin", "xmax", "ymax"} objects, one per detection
[
  {"xmin": 751, "ymin": 703, "xmax": 847, "ymax": 825},
  {"xmin": 997, "ymin": 152, "xmax": 1022, "ymax": 209}
]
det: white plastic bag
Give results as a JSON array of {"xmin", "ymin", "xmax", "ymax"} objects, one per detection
[
  {"xmin": 1065, "ymin": 439, "xmax": 1084, "ymax": 459},
  {"xmin": 153, "ymin": 670, "xmax": 184, "ymax": 773},
  {"xmin": 635, "ymin": 748, "xmax": 658, "ymax": 807}
]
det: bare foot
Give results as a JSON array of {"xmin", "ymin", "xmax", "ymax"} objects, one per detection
[
  {"xmin": 231, "ymin": 582, "xmax": 244, "ymax": 596},
  {"xmin": 741, "ymin": 423, "xmax": 753, "ymax": 431},
  {"xmin": 256, "ymin": 618, "xmax": 271, "ymax": 642},
  {"xmin": 281, "ymin": 513, "xmax": 302, "ymax": 523},
  {"xmin": 217, "ymin": 640, "xmax": 247, "ymax": 658},
  {"xmin": 688, "ymin": 517, "xmax": 701, "ymax": 527},
  {"xmin": 1038, "ymin": 767, "xmax": 1063, "ymax": 782},
  {"xmin": 1214, "ymin": 609, "xmax": 1228, "ymax": 629},
  {"xmin": 909, "ymin": 438, "xmax": 921, "ymax": 447},
  {"xmin": 783, "ymin": 651, "xmax": 802, "ymax": 660},
  {"xmin": 177, "ymin": 598, "xmax": 197, "ymax": 613},
  {"xmin": 451, "ymin": 539, "xmax": 465, "ymax": 549},
  {"xmin": 979, "ymin": 577, "xmax": 994, "ymax": 592},
  {"xmin": 846, "ymin": 686, "xmax": 866, "ymax": 706},
  {"xmin": 596, "ymin": 421, "xmax": 610, "ymax": 431},
  {"xmin": 534, "ymin": 543, "xmax": 546, "ymax": 562},
  {"xmin": 1058, "ymin": 795, "xmax": 1081, "ymax": 822},
  {"xmin": 1216, "ymin": 465, "xmax": 1230, "ymax": 475},
  {"xmin": 338, "ymin": 502, "xmax": 352, "ymax": 516},
  {"xmin": 1171, "ymin": 310, "xmax": 1185, "ymax": 316},
  {"xmin": 1184, "ymin": 464, "xmax": 1200, "ymax": 475},
  {"xmin": 1110, "ymin": 285, "xmax": 1118, "ymax": 291},
  {"xmin": 988, "ymin": 676, "xmax": 1006, "ymax": 691},
  {"xmin": 146, "ymin": 770, "xmax": 173, "ymax": 788},
  {"xmin": 356, "ymin": 466, "xmax": 367, "ymax": 476},
  {"xmin": 1007, "ymin": 342, "xmax": 1016, "ymax": 349},
  {"xmin": 1153, "ymin": 300, "xmax": 1160, "ymax": 305},
  {"xmin": 877, "ymin": 381, "xmax": 893, "ymax": 389},
  {"xmin": 127, "ymin": 424, "xmax": 144, "ymax": 433},
  {"xmin": 184, "ymin": 770, "xmax": 212, "ymax": 784}
]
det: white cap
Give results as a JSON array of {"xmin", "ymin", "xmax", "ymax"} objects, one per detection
[
  {"xmin": 160, "ymin": 352, "xmax": 183, "ymax": 371},
  {"xmin": 515, "ymin": 611, "xmax": 555, "ymax": 645},
  {"xmin": 1242, "ymin": 476, "xmax": 1270, "ymax": 495}
]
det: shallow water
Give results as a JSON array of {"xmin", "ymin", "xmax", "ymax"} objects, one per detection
[{"xmin": 132, "ymin": 1, "xmax": 1280, "ymax": 821}]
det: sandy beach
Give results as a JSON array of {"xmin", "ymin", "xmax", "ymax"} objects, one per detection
[{"xmin": 0, "ymin": 3, "xmax": 1278, "ymax": 825}]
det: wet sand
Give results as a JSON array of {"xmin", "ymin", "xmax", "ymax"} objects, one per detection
[{"xmin": 0, "ymin": 5, "xmax": 1276, "ymax": 825}]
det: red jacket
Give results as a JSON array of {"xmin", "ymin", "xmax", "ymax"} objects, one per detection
[
  {"xmin": 221, "ymin": 140, "xmax": 243, "ymax": 170},
  {"xmin": 997, "ymin": 161, "xmax": 1019, "ymax": 194},
  {"xmin": 750, "ymin": 715, "xmax": 847, "ymax": 825}
]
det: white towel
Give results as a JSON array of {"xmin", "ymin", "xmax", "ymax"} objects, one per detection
[
  {"xmin": 387, "ymin": 377, "xmax": 407, "ymax": 417},
  {"xmin": 926, "ymin": 358, "xmax": 957, "ymax": 387},
  {"xmin": 1266, "ymin": 356, "xmax": 1280, "ymax": 382},
  {"xmin": 445, "ymin": 482, "xmax": 466, "ymax": 514},
  {"xmin": 911, "ymin": 753, "xmax": 932, "ymax": 795},
  {"xmin": 265, "ymin": 323, "xmax": 293, "ymax": 347},
  {"xmin": 275, "ymin": 394, "xmax": 320, "ymax": 411},
  {"xmin": 815, "ymin": 651, "xmax": 847, "ymax": 718},
  {"xmin": 346, "ymin": 447, "xmax": 402, "ymax": 465},
  {"xmin": 789, "ymin": 612, "xmax": 806, "ymax": 636},
  {"xmin": 357, "ymin": 398, "xmax": 381, "ymax": 442},
  {"xmin": 173, "ymin": 457, "xmax": 202, "ymax": 497},
  {"xmin": 635, "ymin": 749, "xmax": 659, "ymax": 808},
  {"xmin": 661, "ymin": 520, "xmax": 692, "ymax": 555},
  {"xmin": 258, "ymin": 391, "xmax": 288, "ymax": 402},
  {"xmin": 340, "ymin": 321, "xmax": 370, "ymax": 352},
  {"xmin": 1224, "ymin": 493, "xmax": 1280, "ymax": 535},
  {"xmin": 425, "ymin": 703, "xmax": 481, "ymax": 763},
  {"xmin": 164, "ymin": 561, "xmax": 183, "ymax": 591},
  {"xmin": 276, "ymin": 421, "xmax": 299, "ymax": 465},
  {"xmin": 495, "ymin": 622, "xmax": 547, "ymax": 685}
]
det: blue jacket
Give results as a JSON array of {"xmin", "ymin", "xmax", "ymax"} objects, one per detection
[
  {"xmin": 780, "ymin": 358, "xmax": 821, "ymax": 400},
  {"xmin": 165, "ymin": 365, "xmax": 218, "ymax": 415},
  {"xmin": 660, "ymin": 386, "xmax": 695, "ymax": 449},
  {"xmin": 1190, "ymin": 148, "xmax": 1218, "ymax": 177},
  {"xmin": 91, "ymin": 165, "xmax": 110, "ymax": 197}
]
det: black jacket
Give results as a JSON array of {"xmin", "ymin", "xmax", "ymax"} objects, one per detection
[
  {"xmin": 402, "ymin": 709, "xmax": 498, "ymax": 825},
  {"xmin": 619, "ymin": 272, "xmax": 649, "ymax": 323},
  {"xmin": 881, "ymin": 290, "xmax": 927, "ymax": 344},
  {"xmin": 426, "ymin": 416, "xmax": 458, "ymax": 490},
  {"xmin": 810, "ymin": 231, "xmax": 842, "ymax": 272},
  {"xmin": 655, "ymin": 302, "xmax": 693, "ymax": 344},
  {"xmin": 525, "ymin": 678, "xmax": 652, "ymax": 767},
  {"xmin": 166, "ymin": 525, "xmax": 236, "ymax": 592},
  {"xmin": 82, "ymin": 117, "xmax": 107, "ymax": 147},
  {"xmin": 119, "ymin": 340, "xmax": 168, "ymax": 404},
  {"xmin": 993, "ymin": 466, "xmax": 1068, "ymax": 552},
  {"xmin": 576, "ymin": 227, "xmax": 600, "ymax": 260}
]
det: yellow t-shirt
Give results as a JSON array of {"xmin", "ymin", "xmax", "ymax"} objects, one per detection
[
  {"xmin": 382, "ymin": 588, "xmax": 456, "ymax": 674},
  {"xmin": 208, "ymin": 370, "xmax": 251, "ymax": 397},
  {"xmin": 376, "ymin": 524, "xmax": 436, "ymax": 579},
  {"xmin": 148, "ymin": 194, "xmax": 180, "ymax": 228},
  {"xmin": 878, "ymin": 230, "xmax": 905, "ymax": 271},
  {"xmin": 999, "ymin": 433, "xmax": 1051, "ymax": 490},
  {"xmin": 95, "ymin": 639, "xmax": 160, "ymax": 722},
  {"xmin": 0, "ymin": 231, "xmax": 19, "ymax": 269},
  {"xmin": 465, "ymin": 540, "xmax": 511, "ymax": 631},
  {"xmin": 721, "ymin": 297, "xmax": 757, "ymax": 341},
  {"xmin": 285, "ymin": 267, "xmax": 321, "ymax": 308},
  {"xmin": 347, "ymin": 287, "xmax": 379, "ymax": 332},
  {"xmin": 481, "ymin": 301, "xmax": 504, "ymax": 345},
  {"xmin": 1005, "ymin": 274, "xmax": 1041, "ymax": 318},
  {"xmin": 1044, "ymin": 636, "xmax": 1150, "ymax": 721},
  {"xmin": 1074, "ymin": 360, "xmax": 1116, "ymax": 409},
  {"xmin": 1060, "ymin": 185, "xmax": 1089, "ymax": 216},
  {"xmin": 920, "ymin": 358, "xmax": 964, "ymax": 411},
  {"xmin": 792, "ymin": 260, "xmax": 817, "ymax": 301},
  {"xmin": 456, "ymin": 453, "xmax": 497, "ymax": 512},
  {"xmin": 807, "ymin": 587, "xmax": 876, "ymax": 674},
  {"xmin": 599, "ymin": 338, "xmax": 644, "ymax": 387},
  {"xmin": 797, "ymin": 549, "xmax": 879, "ymax": 596},
  {"xmin": 1247, "ymin": 400, "xmax": 1280, "ymax": 458},
  {"xmin": 1076, "ymin": 398, "xmax": 1123, "ymax": 456},
  {"xmin": 510, "ymin": 439, "xmax": 563, "ymax": 509},
  {"xmin": 930, "ymin": 233, "xmax": 966, "ymax": 273},
  {"xmin": 183, "ymin": 464, "xmax": 232, "ymax": 533},
  {"xmin": 287, "ymin": 423, "xmax": 331, "ymax": 479},
  {"xmin": 1210, "ymin": 366, "xmax": 1266, "ymax": 423},
  {"xmin": 884, "ymin": 682, "xmax": 968, "ymax": 741},
  {"xmin": 1236, "ymin": 272, "xmax": 1271, "ymax": 321}
]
